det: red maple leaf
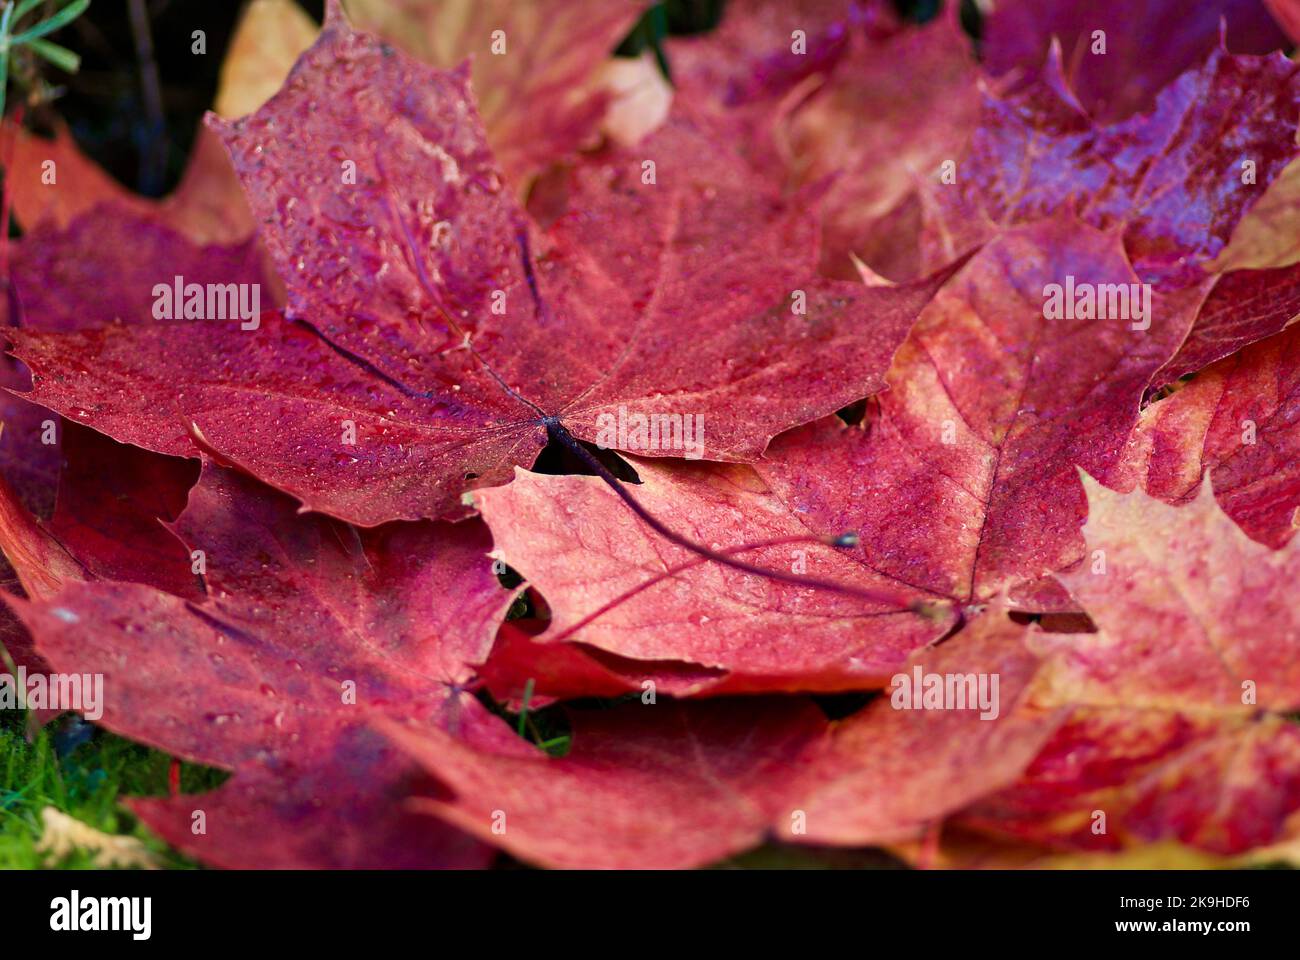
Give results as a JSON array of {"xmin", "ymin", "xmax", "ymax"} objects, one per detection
[
  {"xmin": 10, "ymin": 465, "xmax": 518, "ymax": 867},
  {"xmin": 983, "ymin": 0, "xmax": 1289, "ymax": 122},
  {"xmin": 8, "ymin": 7, "xmax": 958, "ymax": 528}
]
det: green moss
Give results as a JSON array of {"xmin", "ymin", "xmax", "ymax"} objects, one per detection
[{"xmin": 0, "ymin": 709, "xmax": 227, "ymax": 869}]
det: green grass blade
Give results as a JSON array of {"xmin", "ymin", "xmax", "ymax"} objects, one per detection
[
  {"xmin": 13, "ymin": 0, "xmax": 49, "ymax": 22},
  {"xmin": 11, "ymin": 0, "xmax": 89, "ymax": 44},
  {"xmin": 26, "ymin": 36, "xmax": 78, "ymax": 72}
]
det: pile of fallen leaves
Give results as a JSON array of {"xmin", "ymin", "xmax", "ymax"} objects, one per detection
[{"xmin": 3, "ymin": 0, "xmax": 1300, "ymax": 870}]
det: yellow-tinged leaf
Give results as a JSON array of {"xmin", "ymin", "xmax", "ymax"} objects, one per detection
[
  {"xmin": 215, "ymin": 0, "xmax": 320, "ymax": 120},
  {"xmin": 35, "ymin": 808, "xmax": 162, "ymax": 870}
]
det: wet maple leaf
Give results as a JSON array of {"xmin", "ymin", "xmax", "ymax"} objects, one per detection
[
  {"xmin": 776, "ymin": 4, "xmax": 980, "ymax": 281},
  {"xmin": 1214, "ymin": 158, "xmax": 1300, "ymax": 271},
  {"xmin": 952, "ymin": 479, "xmax": 1300, "ymax": 858},
  {"xmin": 666, "ymin": 0, "xmax": 858, "ymax": 111},
  {"xmin": 785, "ymin": 478, "xmax": 1300, "ymax": 858},
  {"xmin": 1155, "ymin": 260, "xmax": 1300, "ymax": 384},
  {"xmin": 7, "ymin": 8, "xmax": 957, "ymax": 526},
  {"xmin": 0, "ymin": 195, "xmax": 269, "ymax": 536},
  {"xmin": 983, "ymin": 0, "xmax": 1289, "ymax": 122},
  {"xmin": 478, "ymin": 620, "xmax": 729, "ymax": 706},
  {"xmin": 346, "ymin": 0, "xmax": 647, "ymax": 186},
  {"xmin": 756, "ymin": 218, "xmax": 1212, "ymax": 613},
  {"xmin": 48, "ymin": 425, "xmax": 200, "ymax": 599},
  {"xmin": 9, "ymin": 465, "xmax": 517, "ymax": 868},
  {"xmin": 670, "ymin": 0, "xmax": 981, "ymax": 280},
  {"xmin": 1056, "ymin": 477, "xmax": 1300, "ymax": 707},
  {"xmin": 921, "ymin": 40, "xmax": 1300, "ymax": 282},
  {"xmin": 2, "ymin": 122, "xmax": 254, "ymax": 248},
  {"xmin": 474, "ymin": 459, "xmax": 954, "ymax": 693},
  {"xmin": 0, "ymin": 465, "xmax": 88, "ymax": 720},
  {"xmin": 0, "ymin": 384, "xmax": 59, "ymax": 519},
  {"xmin": 378, "ymin": 697, "xmax": 827, "ymax": 869},
  {"xmin": 2, "ymin": 208, "xmax": 268, "ymax": 332},
  {"xmin": 0, "ymin": 420, "xmax": 197, "ymax": 607},
  {"xmin": 784, "ymin": 610, "xmax": 1065, "ymax": 847},
  {"xmin": 0, "ymin": 469, "xmax": 85, "ymax": 602},
  {"xmin": 919, "ymin": 22, "xmax": 1300, "ymax": 383},
  {"xmin": 1119, "ymin": 322, "xmax": 1300, "ymax": 548}
]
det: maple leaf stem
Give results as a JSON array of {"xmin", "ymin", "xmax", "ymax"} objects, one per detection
[
  {"xmin": 543, "ymin": 418, "xmax": 944, "ymax": 617},
  {"xmin": 543, "ymin": 531, "xmax": 846, "ymax": 645}
]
